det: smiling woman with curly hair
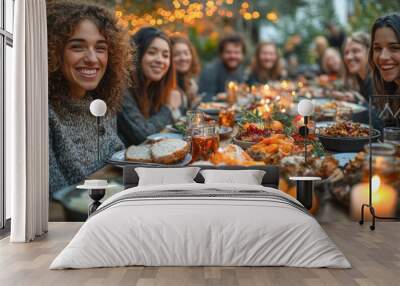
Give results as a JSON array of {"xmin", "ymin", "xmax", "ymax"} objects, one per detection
[{"xmin": 47, "ymin": 1, "xmax": 132, "ymax": 193}]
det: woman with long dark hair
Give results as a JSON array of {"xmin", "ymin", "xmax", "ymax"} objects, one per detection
[
  {"xmin": 247, "ymin": 42, "xmax": 284, "ymax": 85},
  {"xmin": 369, "ymin": 14, "xmax": 400, "ymax": 95},
  {"xmin": 170, "ymin": 34, "xmax": 201, "ymax": 112},
  {"xmin": 369, "ymin": 14, "xmax": 400, "ymax": 127},
  {"xmin": 47, "ymin": 1, "xmax": 131, "ymax": 192},
  {"xmin": 118, "ymin": 27, "xmax": 178, "ymax": 146}
]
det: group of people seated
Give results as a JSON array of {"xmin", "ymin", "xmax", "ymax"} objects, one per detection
[{"xmin": 47, "ymin": 1, "xmax": 400, "ymax": 194}]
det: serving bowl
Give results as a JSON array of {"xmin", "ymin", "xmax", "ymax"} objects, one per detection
[{"xmin": 316, "ymin": 122, "xmax": 381, "ymax": 152}]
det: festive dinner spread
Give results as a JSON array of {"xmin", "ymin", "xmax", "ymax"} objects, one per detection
[{"xmin": 43, "ymin": 1, "xmax": 400, "ymax": 271}]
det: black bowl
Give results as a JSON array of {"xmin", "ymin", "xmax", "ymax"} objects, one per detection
[{"xmin": 317, "ymin": 130, "xmax": 381, "ymax": 152}]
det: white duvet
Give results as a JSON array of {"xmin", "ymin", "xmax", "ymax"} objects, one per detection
[{"xmin": 50, "ymin": 183, "xmax": 351, "ymax": 269}]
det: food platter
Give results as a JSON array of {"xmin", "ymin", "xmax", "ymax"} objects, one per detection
[
  {"xmin": 108, "ymin": 150, "xmax": 192, "ymax": 166},
  {"xmin": 232, "ymin": 136, "xmax": 257, "ymax": 150},
  {"xmin": 312, "ymin": 98, "xmax": 367, "ymax": 114},
  {"xmin": 316, "ymin": 121, "xmax": 380, "ymax": 152}
]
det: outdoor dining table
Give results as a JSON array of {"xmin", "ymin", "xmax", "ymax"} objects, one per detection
[{"xmin": 50, "ymin": 127, "xmax": 238, "ymax": 221}]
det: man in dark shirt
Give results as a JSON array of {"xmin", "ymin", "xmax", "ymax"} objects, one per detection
[
  {"xmin": 326, "ymin": 22, "xmax": 346, "ymax": 52},
  {"xmin": 199, "ymin": 34, "xmax": 246, "ymax": 102}
]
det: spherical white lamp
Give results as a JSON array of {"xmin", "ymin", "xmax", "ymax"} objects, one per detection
[
  {"xmin": 90, "ymin": 99, "xmax": 107, "ymax": 117},
  {"xmin": 89, "ymin": 99, "xmax": 107, "ymax": 162},
  {"xmin": 297, "ymin": 99, "xmax": 314, "ymax": 117}
]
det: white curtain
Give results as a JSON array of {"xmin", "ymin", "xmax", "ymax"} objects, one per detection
[{"xmin": 8, "ymin": 0, "xmax": 48, "ymax": 242}]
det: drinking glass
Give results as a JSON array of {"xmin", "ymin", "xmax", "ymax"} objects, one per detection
[
  {"xmin": 383, "ymin": 127, "xmax": 400, "ymax": 157},
  {"xmin": 335, "ymin": 106, "xmax": 352, "ymax": 122},
  {"xmin": 186, "ymin": 110, "xmax": 204, "ymax": 140},
  {"xmin": 191, "ymin": 122, "xmax": 219, "ymax": 162}
]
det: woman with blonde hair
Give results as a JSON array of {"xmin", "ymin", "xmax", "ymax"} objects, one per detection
[
  {"xmin": 321, "ymin": 47, "xmax": 345, "ymax": 81},
  {"xmin": 333, "ymin": 31, "xmax": 372, "ymax": 102},
  {"xmin": 170, "ymin": 34, "xmax": 201, "ymax": 112},
  {"xmin": 247, "ymin": 42, "xmax": 284, "ymax": 85}
]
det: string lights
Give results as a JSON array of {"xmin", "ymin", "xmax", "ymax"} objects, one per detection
[{"xmin": 114, "ymin": 0, "xmax": 280, "ymax": 34}]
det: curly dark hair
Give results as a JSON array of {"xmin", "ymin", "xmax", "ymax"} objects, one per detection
[
  {"xmin": 218, "ymin": 33, "xmax": 246, "ymax": 55},
  {"xmin": 47, "ymin": 0, "xmax": 133, "ymax": 114}
]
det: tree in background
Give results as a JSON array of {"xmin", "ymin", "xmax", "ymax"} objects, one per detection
[{"xmin": 349, "ymin": 0, "xmax": 400, "ymax": 33}]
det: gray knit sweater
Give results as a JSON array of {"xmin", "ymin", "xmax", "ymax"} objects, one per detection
[{"xmin": 49, "ymin": 96, "xmax": 124, "ymax": 193}]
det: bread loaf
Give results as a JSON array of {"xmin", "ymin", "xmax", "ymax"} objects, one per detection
[
  {"xmin": 125, "ymin": 144, "xmax": 152, "ymax": 163},
  {"xmin": 151, "ymin": 139, "xmax": 189, "ymax": 164}
]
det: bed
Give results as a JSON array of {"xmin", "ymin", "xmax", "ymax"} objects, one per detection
[{"xmin": 50, "ymin": 165, "xmax": 351, "ymax": 269}]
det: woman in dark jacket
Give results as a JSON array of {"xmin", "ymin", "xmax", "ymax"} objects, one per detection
[{"xmin": 118, "ymin": 27, "xmax": 179, "ymax": 146}]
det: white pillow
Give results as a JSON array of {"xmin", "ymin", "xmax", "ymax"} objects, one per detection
[
  {"xmin": 136, "ymin": 167, "xmax": 200, "ymax": 186},
  {"xmin": 200, "ymin": 169, "xmax": 266, "ymax": 185}
]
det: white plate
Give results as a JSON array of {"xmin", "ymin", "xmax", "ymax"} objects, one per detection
[
  {"xmin": 312, "ymin": 98, "xmax": 367, "ymax": 113},
  {"xmin": 108, "ymin": 150, "xmax": 192, "ymax": 167},
  {"xmin": 146, "ymin": 133, "xmax": 183, "ymax": 141}
]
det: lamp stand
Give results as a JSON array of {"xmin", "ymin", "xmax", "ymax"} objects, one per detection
[
  {"xmin": 299, "ymin": 116, "xmax": 309, "ymax": 165},
  {"xmin": 97, "ymin": 117, "xmax": 100, "ymax": 162},
  {"xmin": 88, "ymin": 188, "xmax": 106, "ymax": 216}
]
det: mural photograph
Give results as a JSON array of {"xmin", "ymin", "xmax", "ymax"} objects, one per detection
[{"xmin": 1, "ymin": 0, "xmax": 400, "ymax": 285}]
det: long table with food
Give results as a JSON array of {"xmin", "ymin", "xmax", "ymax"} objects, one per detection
[{"xmin": 52, "ymin": 80, "xmax": 400, "ymax": 221}]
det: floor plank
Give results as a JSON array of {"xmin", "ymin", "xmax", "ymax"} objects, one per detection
[{"xmin": 0, "ymin": 221, "xmax": 399, "ymax": 286}]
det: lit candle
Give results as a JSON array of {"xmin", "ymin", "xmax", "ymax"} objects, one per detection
[
  {"xmin": 227, "ymin": 81, "xmax": 237, "ymax": 104},
  {"xmin": 351, "ymin": 175, "xmax": 398, "ymax": 220},
  {"xmin": 281, "ymin": 80, "xmax": 289, "ymax": 90},
  {"xmin": 250, "ymin": 85, "xmax": 257, "ymax": 95}
]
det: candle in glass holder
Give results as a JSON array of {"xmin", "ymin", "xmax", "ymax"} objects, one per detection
[
  {"xmin": 351, "ymin": 175, "xmax": 397, "ymax": 220},
  {"xmin": 226, "ymin": 81, "xmax": 238, "ymax": 104},
  {"xmin": 281, "ymin": 80, "xmax": 289, "ymax": 90},
  {"xmin": 186, "ymin": 110, "xmax": 204, "ymax": 140},
  {"xmin": 218, "ymin": 109, "xmax": 235, "ymax": 127},
  {"xmin": 262, "ymin": 84, "xmax": 270, "ymax": 97}
]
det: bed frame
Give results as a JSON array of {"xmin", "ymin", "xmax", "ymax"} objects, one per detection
[{"xmin": 88, "ymin": 165, "xmax": 280, "ymax": 215}]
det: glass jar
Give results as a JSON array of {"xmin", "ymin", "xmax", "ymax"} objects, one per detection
[
  {"xmin": 335, "ymin": 106, "xmax": 353, "ymax": 122},
  {"xmin": 191, "ymin": 121, "xmax": 220, "ymax": 162},
  {"xmin": 362, "ymin": 143, "xmax": 399, "ymax": 185},
  {"xmin": 383, "ymin": 127, "xmax": 400, "ymax": 157},
  {"xmin": 186, "ymin": 110, "xmax": 204, "ymax": 140}
]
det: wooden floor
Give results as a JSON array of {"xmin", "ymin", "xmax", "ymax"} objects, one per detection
[{"xmin": 0, "ymin": 221, "xmax": 399, "ymax": 286}]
